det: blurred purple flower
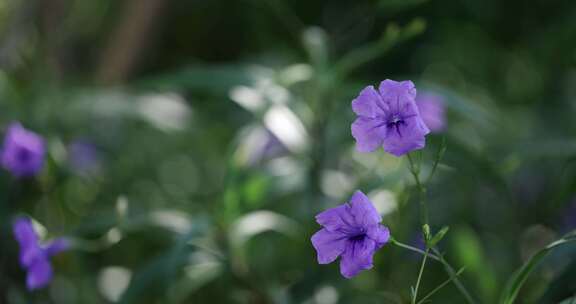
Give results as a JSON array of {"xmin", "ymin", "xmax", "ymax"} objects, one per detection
[
  {"xmin": 351, "ymin": 80, "xmax": 430, "ymax": 157},
  {"xmin": 311, "ymin": 191, "xmax": 390, "ymax": 278},
  {"xmin": 1, "ymin": 122, "xmax": 45, "ymax": 177},
  {"xmin": 416, "ymin": 93, "xmax": 446, "ymax": 133},
  {"xmin": 67, "ymin": 140, "xmax": 101, "ymax": 176},
  {"xmin": 13, "ymin": 217, "xmax": 69, "ymax": 290},
  {"xmin": 410, "ymin": 234, "xmax": 426, "ymax": 251}
]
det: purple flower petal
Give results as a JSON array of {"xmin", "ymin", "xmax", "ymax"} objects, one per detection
[
  {"xmin": 351, "ymin": 117, "xmax": 386, "ymax": 153},
  {"xmin": 339, "ymin": 238, "xmax": 377, "ymax": 278},
  {"xmin": 26, "ymin": 257, "xmax": 53, "ymax": 291},
  {"xmin": 350, "ymin": 80, "xmax": 430, "ymax": 157},
  {"xmin": 352, "ymin": 86, "xmax": 388, "ymax": 118},
  {"xmin": 13, "ymin": 217, "xmax": 39, "ymax": 251},
  {"xmin": 378, "ymin": 80, "xmax": 417, "ymax": 109},
  {"xmin": 311, "ymin": 228, "xmax": 348, "ymax": 264},
  {"xmin": 348, "ymin": 191, "xmax": 382, "ymax": 227},
  {"xmin": 67, "ymin": 140, "xmax": 101, "ymax": 176},
  {"xmin": 12, "ymin": 218, "xmax": 46, "ymax": 267},
  {"xmin": 19, "ymin": 246, "xmax": 44, "ymax": 269},
  {"xmin": 315, "ymin": 205, "xmax": 354, "ymax": 232},
  {"xmin": 12, "ymin": 216, "xmax": 68, "ymax": 290},
  {"xmin": 311, "ymin": 191, "xmax": 390, "ymax": 278},
  {"xmin": 1, "ymin": 122, "xmax": 45, "ymax": 177},
  {"xmin": 382, "ymin": 119, "xmax": 428, "ymax": 157},
  {"xmin": 366, "ymin": 225, "xmax": 390, "ymax": 248},
  {"xmin": 417, "ymin": 93, "xmax": 446, "ymax": 133},
  {"xmin": 45, "ymin": 238, "xmax": 70, "ymax": 257}
]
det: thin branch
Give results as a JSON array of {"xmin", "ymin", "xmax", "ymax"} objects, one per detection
[
  {"xmin": 412, "ymin": 248, "xmax": 430, "ymax": 304},
  {"xmin": 417, "ymin": 267, "xmax": 466, "ymax": 304}
]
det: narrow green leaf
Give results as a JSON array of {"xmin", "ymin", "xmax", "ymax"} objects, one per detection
[
  {"xmin": 429, "ymin": 226, "xmax": 450, "ymax": 247},
  {"xmin": 500, "ymin": 233, "xmax": 576, "ymax": 304},
  {"xmin": 334, "ymin": 18, "xmax": 426, "ymax": 78}
]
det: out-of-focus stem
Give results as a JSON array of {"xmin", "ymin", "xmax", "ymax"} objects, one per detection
[
  {"xmin": 412, "ymin": 248, "xmax": 430, "ymax": 304},
  {"xmin": 432, "ymin": 247, "xmax": 477, "ymax": 304},
  {"xmin": 417, "ymin": 267, "xmax": 466, "ymax": 304},
  {"xmin": 391, "ymin": 238, "xmax": 475, "ymax": 304},
  {"xmin": 426, "ymin": 136, "xmax": 446, "ymax": 184},
  {"xmin": 407, "ymin": 153, "xmax": 428, "ymax": 226},
  {"xmin": 96, "ymin": 0, "xmax": 165, "ymax": 84},
  {"xmin": 390, "ymin": 238, "xmax": 439, "ymax": 262},
  {"xmin": 406, "ymin": 147, "xmax": 476, "ymax": 304}
]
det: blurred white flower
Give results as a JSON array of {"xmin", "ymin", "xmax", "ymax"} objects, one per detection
[
  {"xmin": 98, "ymin": 267, "xmax": 132, "ymax": 302},
  {"xmin": 230, "ymin": 86, "xmax": 265, "ymax": 112},
  {"xmin": 321, "ymin": 170, "xmax": 355, "ymax": 199},
  {"xmin": 368, "ymin": 189, "xmax": 398, "ymax": 217},
  {"xmin": 314, "ymin": 285, "xmax": 339, "ymax": 304},
  {"xmin": 149, "ymin": 210, "xmax": 192, "ymax": 234},
  {"xmin": 264, "ymin": 105, "xmax": 308, "ymax": 153},
  {"xmin": 234, "ymin": 125, "xmax": 286, "ymax": 166},
  {"xmin": 279, "ymin": 64, "xmax": 313, "ymax": 86}
]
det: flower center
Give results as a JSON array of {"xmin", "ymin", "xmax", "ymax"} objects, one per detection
[
  {"xmin": 349, "ymin": 233, "xmax": 366, "ymax": 242},
  {"xmin": 387, "ymin": 114, "xmax": 404, "ymax": 126},
  {"xmin": 387, "ymin": 114, "xmax": 406, "ymax": 137},
  {"xmin": 17, "ymin": 148, "xmax": 31, "ymax": 162}
]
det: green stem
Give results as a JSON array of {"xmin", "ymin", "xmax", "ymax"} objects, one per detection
[
  {"xmin": 412, "ymin": 248, "xmax": 430, "ymax": 304},
  {"xmin": 417, "ymin": 267, "xmax": 466, "ymax": 304},
  {"xmin": 431, "ymin": 247, "xmax": 477, "ymax": 304},
  {"xmin": 426, "ymin": 136, "xmax": 447, "ymax": 184},
  {"xmin": 391, "ymin": 238, "xmax": 475, "ymax": 304},
  {"xmin": 407, "ymin": 153, "xmax": 428, "ymax": 226},
  {"xmin": 390, "ymin": 238, "xmax": 440, "ymax": 261},
  {"xmin": 406, "ymin": 147, "xmax": 476, "ymax": 304}
]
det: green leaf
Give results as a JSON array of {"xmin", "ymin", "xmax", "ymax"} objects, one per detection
[
  {"xmin": 428, "ymin": 226, "xmax": 449, "ymax": 247},
  {"xmin": 538, "ymin": 259, "xmax": 576, "ymax": 303},
  {"xmin": 558, "ymin": 296, "xmax": 576, "ymax": 304},
  {"xmin": 334, "ymin": 18, "xmax": 426, "ymax": 78},
  {"xmin": 500, "ymin": 232, "xmax": 576, "ymax": 304},
  {"xmin": 135, "ymin": 64, "xmax": 252, "ymax": 92},
  {"xmin": 452, "ymin": 226, "xmax": 497, "ymax": 302}
]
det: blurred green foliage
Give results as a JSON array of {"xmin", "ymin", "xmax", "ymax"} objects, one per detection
[{"xmin": 0, "ymin": 0, "xmax": 576, "ymax": 303}]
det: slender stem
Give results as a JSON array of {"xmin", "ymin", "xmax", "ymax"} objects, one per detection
[
  {"xmin": 406, "ymin": 146, "xmax": 476, "ymax": 304},
  {"xmin": 391, "ymin": 238, "xmax": 475, "ymax": 304},
  {"xmin": 412, "ymin": 248, "xmax": 430, "ymax": 304},
  {"xmin": 417, "ymin": 267, "xmax": 466, "ymax": 304},
  {"xmin": 426, "ymin": 136, "xmax": 447, "ymax": 184},
  {"xmin": 431, "ymin": 247, "xmax": 477, "ymax": 304},
  {"xmin": 407, "ymin": 152, "xmax": 430, "ymax": 304},
  {"xmin": 407, "ymin": 153, "xmax": 428, "ymax": 226},
  {"xmin": 390, "ymin": 238, "xmax": 440, "ymax": 262}
]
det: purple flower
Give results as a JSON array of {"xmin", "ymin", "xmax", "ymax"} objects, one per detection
[
  {"xmin": 1, "ymin": 122, "xmax": 45, "ymax": 177},
  {"xmin": 67, "ymin": 140, "xmax": 101, "ymax": 176},
  {"xmin": 351, "ymin": 80, "xmax": 430, "ymax": 157},
  {"xmin": 311, "ymin": 191, "xmax": 390, "ymax": 278},
  {"xmin": 13, "ymin": 217, "xmax": 69, "ymax": 290},
  {"xmin": 416, "ymin": 92, "xmax": 446, "ymax": 133}
]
